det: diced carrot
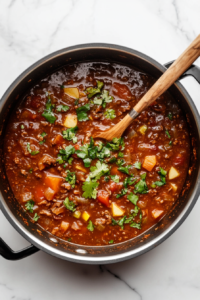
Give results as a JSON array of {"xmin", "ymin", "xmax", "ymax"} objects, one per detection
[
  {"xmin": 74, "ymin": 144, "xmax": 80, "ymax": 150},
  {"xmin": 110, "ymin": 166, "xmax": 122, "ymax": 176},
  {"xmin": 44, "ymin": 174, "xmax": 62, "ymax": 193},
  {"xmin": 142, "ymin": 155, "xmax": 156, "ymax": 171},
  {"xmin": 109, "ymin": 182, "xmax": 118, "ymax": 192},
  {"xmin": 97, "ymin": 190, "xmax": 110, "ymax": 207},
  {"xmin": 44, "ymin": 187, "xmax": 55, "ymax": 201},
  {"xmin": 52, "ymin": 134, "xmax": 64, "ymax": 145}
]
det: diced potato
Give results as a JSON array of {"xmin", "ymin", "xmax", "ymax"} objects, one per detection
[
  {"xmin": 138, "ymin": 125, "xmax": 147, "ymax": 135},
  {"xmin": 44, "ymin": 187, "xmax": 55, "ymax": 201},
  {"xmin": 151, "ymin": 209, "xmax": 163, "ymax": 219},
  {"xmin": 44, "ymin": 174, "xmax": 62, "ymax": 193},
  {"xmin": 60, "ymin": 221, "xmax": 69, "ymax": 232},
  {"xmin": 73, "ymin": 211, "xmax": 81, "ymax": 219},
  {"xmin": 75, "ymin": 165, "xmax": 87, "ymax": 173},
  {"xmin": 170, "ymin": 183, "xmax": 177, "ymax": 192},
  {"xmin": 142, "ymin": 155, "xmax": 156, "ymax": 171},
  {"xmin": 169, "ymin": 167, "xmax": 179, "ymax": 180},
  {"xmin": 82, "ymin": 211, "xmax": 90, "ymax": 221},
  {"xmin": 63, "ymin": 114, "xmax": 77, "ymax": 128},
  {"xmin": 21, "ymin": 192, "xmax": 33, "ymax": 202},
  {"xmin": 79, "ymin": 91, "xmax": 85, "ymax": 98},
  {"xmin": 111, "ymin": 202, "xmax": 124, "ymax": 217},
  {"xmin": 64, "ymin": 87, "xmax": 79, "ymax": 99}
]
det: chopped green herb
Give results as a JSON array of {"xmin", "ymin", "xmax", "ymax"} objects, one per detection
[
  {"xmin": 42, "ymin": 96, "xmax": 56, "ymax": 124},
  {"xmin": 116, "ymin": 188, "xmax": 128, "ymax": 198},
  {"xmin": 40, "ymin": 132, "xmax": 47, "ymax": 138},
  {"xmin": 27, "ymin": 143, "xmax": 39, "ymax": 155},
  {"xmin": 153, "ymin": 167, "xmax": 167, "ymax": 187},
  {"xmin": 29, "ymin": 168, "xmax": 33, "ymax": 174},
  {"xmin": 165, "ymin": 130, "xmax": 171, "ymax": 139},
  {"xmin": 127, "ymin": 193, "xmax": 139, "ymax": 205},
  {"xmin": 76, "ymin": 103, "xmax": 90, "ymax": 121},
  {"xmin": 59, "ymin": 84, "xmax": 64, "ymax": 89},
  {"xmin": 168, "ymin": 112, "xmax": 173, "ymax": 120},
  {"xmin": 33, "ymin": 213, "xmax": 40, "ymax": 222},
  {"xmin": 169, "ymin": 140, "xmax": 173, "ymax": 145},
  {"xmin": 68, "ymin": 157, "xmax": 74, "ymax": 165},
  {"xmin": 57, "ymin": 145, "xmax": 75, "ymax": 163},
  {"xmin": 87, "ymin": 220, "xmax": 95, "ymax": 232},
  {"xmin": 93, "ymin": 90, "xmax": 113, "ymax": 108},
  {"xmin": 96, "ymin": 146, "xmax": 111, "ymax": 160},
  {"xmin": 118, "ymin": 165, "xmax": 131, "ymax": 175},
  {"xmin": 107, "ymin": 137, "xmax": 124, "ymax": 151},
  {"xmin": 118, "ymin": 216, "xmax": 127, "ymax": 229},
  {"xmin": 21, "ymin": 124, "xmax": 24, "ymax": 129},
  {"xmin": 65, "ymin": 170, "xmax": 76, "ymax": 188},
  {"xmin": 25, "ymin": 200, "xmax": 34, "ymax": 213},
  {"xmin": 134, "ymin": 161, "xmax": 141, "ymax": 170},
  {"xmin": 88, "ymin": 161, "xmax": 109, "ymax": 180},
  {"xmin": 83, "ymin": 157, "xmax": 92, "ymax": 167},
  {"xmin": 134, "ymin": 173, "xmax": 148, "ymax": 194},
  {"xmin": 104, "ymin": 109, "xmax": 116, "ymax": 119},
  {"xmin": 74, "ymin": 99, "xmax": 79, "ymax": 105},
  {"xmin": 68, "ymin": 237, "xmax": 72, "ymax": 242},
  {"xmin": 116, "ymin": 159, "xmax": 125, "ymax": 167},
  {"xmin": 130, "ymin": 222, "xmax": 141, "ymax": 229},
  {"xmin": 39, "ymin": 140, "xmax": 46, "ymax": 145},
  {"xmin": 63, "ymin": 197, "xmax": 76, "ymax": 212},
  {"xmin": 82, "ymin": 179, "xmax": 99, "ymax": 199},
  {"xmin": 85, "ymin": 81, "xmax": 104, "ymax": 98},
  {"xmin": 104, "ymin": 176, "xmax": 110, "ymax": 182},
  {"xmin": 63, "ymin": 126, "xmax": 78, "ymax": 143},
  {"xmin": 118, "ymin": 152, "xmax": 124, "ymax": 158},
  {"xmin": 112, "ymin": 218, "xmax": 118, "ymax": 226},
  {"xmin": 108, "ymin": 240, "xmax": 114, "ymax": 244},
  {"xmin": 111, "ymin": 175, "xmax": 119, "ymax": 183},
  {"xmin": 108, "ymin": 157, "xmax": 117, "ymax": 164},
  {"xmin": 123, "ymin": 176, "xmax": 136, "ymax": 188},
  {"xmin": 56, "ymin": 105, "xmax": 69, "ymax": 112}
]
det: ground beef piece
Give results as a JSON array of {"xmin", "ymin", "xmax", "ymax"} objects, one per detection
[
  {"xmin": 14, "ymin": 157, "xmax": 20, "ymax": 164},
  {"xmin": 38, "ymin": 154, "xmax": 56, "ymax": 170},
  {"xmin": 94, "ymin": 218, "xmax": 106, "ymax": 226},
  {"xmin": 40, "ymin": 210, "xmax": 52, "ymax": 217},
  {"xmin": 61, "ymin": 183, "xmax": 71, "ymax": 190}
]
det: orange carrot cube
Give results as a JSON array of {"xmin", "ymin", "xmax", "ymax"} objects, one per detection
[{"xmin": 142, "ymin": 155, "xmax": 156, "ymax": 171}]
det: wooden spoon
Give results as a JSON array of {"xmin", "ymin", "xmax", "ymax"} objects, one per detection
[{"xmin": 94, "ymin": 34, "xmax": 200, "ymax": 140}]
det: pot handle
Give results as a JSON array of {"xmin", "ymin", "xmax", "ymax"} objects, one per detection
[
  {"xmin": 0, "ymin": 237, "xmax": 39, "ymax": 260},
  {"xmin": 164, "ymin": 61, "xmax": 200, "ymax": 84}
]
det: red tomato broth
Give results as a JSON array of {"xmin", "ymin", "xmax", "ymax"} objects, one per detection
[{"xmin": 3, "ymin": 62, "xmax": 191, "ymax": 246}]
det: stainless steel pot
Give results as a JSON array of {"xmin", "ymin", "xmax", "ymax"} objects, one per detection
[{"xmin": 1, "ymin": 43, "xmax": 200, "ymax": 264}]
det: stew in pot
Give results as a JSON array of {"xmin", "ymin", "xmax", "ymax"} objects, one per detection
[{"xmin": 4, "ymin": 62, "xmax": 191, "ymax": 246}]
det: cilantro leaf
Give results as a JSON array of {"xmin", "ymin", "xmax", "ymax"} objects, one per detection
[
  {"xmin": 118, "ymin": 152, "xmax": 124, "ymax": 158},
  {"xmin": 168, "ymin": 112, "xmax": 173, "ymax": 120},
  {"xmin": 123, "ymin": 176, "xmax": 136, "ymax": 188},
  {"xmin": 65, "ymin": 170, "xmax": 76, "ymax": 188},
  {"xmin": 116, "ymin": 188, "xmax": 128, "ymax": 198},
  {"xmin": 111, "ymin": 175, "xmax": 119, "ymax": 183},
  {"xmin": 25, "ymin": 200, "xmax": 34, "ymax": 213},
  {"xmin": 56, "ymin": 105, "xmax": 69, "ymax": 112},
  {"xmin": 104, "ymin": 109, "xmax": 116, "ymax": 119},
  {"xmin": 108, "ymin": 157, "xmax": 117, "ymax": 164},
  {"xmin": 130, "ymin": 222, "xmax": 141, "ymax": 229},
  {"xmin": 85, "ymin": 81, "xmax": 104, "ymax": 98},
  {"xmin": 33, "ymin": 213, "xmax": 40, "ymax": 222},
  {"xmin": 134, "ymin": 173, "xmax": 148, "ymax": 194},
  {"xmin": 93, "ymin": 90, "xmax": 113, "ymax": 108},
  {"xmin": 57, "ymin": 145, "xmax": 75, "ymax": 163},
  {"xmin": 116, "ymin": 159, "xmax": 125, "ymax": 167},
  {"xmin": 41, "ymin": 132, "xmax": 47, "ymax": 138},
  {"xmin": 118, "ymin": 216, "xmax": 127, "ymax": 229},
  {"xmin": 118, "ymin": 165, "xmax": 131, "ymax": 175},
  {"xmin": 76, "ymin": 103, "xmax": 90, "ymax": 121},
  {"xmin": 134, "ymin": 162, "xmax": 141, "ymax": 169},
  {"xmin": 153, "ymin": 167, "xmax": 167, "ymax": 187},
  {"xmin": 96, "ymin": 146, "xmax": 111, "ymax": 160},
  {"xmin": 127, "ymin": 193, "xmax": 139, "ymax": 205},
  {"xmin": 109, "ymin": 240, "xmax": 114, "ymax": 244},
  {"xmin": 82, "ymin": 179, "xmax": 99, "ymax": 199},
  {"xmin": 107, "ymin": 138, "xmax": 124, "ymax": 151},
  {"xmin": 83, "ymin": 158, "xmax": 92, "ymax": 167},
  {"xmin": 87, "ymin": 220, "xmax": 95, "ymax": 231},
  {"xmin": 63, "ymin": 126, "xmax": 78, "ymax": 143},
  {"xmin": 42, "ymin": 97, "xmax": 56, "ymax": 124},
  {"xmin": 88, "ymin": 161, "xmax": 109, "ymax": 180},
  {"xmin": 63, "ymin": 197, "xmax": 76, "ymax": 212},
  {"xmin": 76, "ymin": 144, "xmax": 89, "ymax": 159}
]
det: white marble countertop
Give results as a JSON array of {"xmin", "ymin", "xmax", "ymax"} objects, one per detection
[{"xmin": 1, "ymin": 0, "xmax": 200, "ymax": 299}]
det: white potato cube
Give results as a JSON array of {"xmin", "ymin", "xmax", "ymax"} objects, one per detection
[
  {"xmin": 169, "ymin": 167, "xmax": 179, "ymax": 180},
  {"xmin": 111, "ymin": 202, "xmax": 124, "ymax": 217},
  {"xmin": 63, "ymin": 114, "xmax": 77, "ymax": 128}
]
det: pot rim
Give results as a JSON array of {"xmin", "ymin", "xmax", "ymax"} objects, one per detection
[{"xmin": 1, "ymin": 43, "xmax": 200, "ymax": 264}]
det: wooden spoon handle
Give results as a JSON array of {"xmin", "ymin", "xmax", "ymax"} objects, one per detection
[{"xmin": 133, "ymin": 34, "xmax": 200, "ymax": 114}]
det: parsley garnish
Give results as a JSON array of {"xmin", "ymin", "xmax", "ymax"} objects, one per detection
[
  {"xmin": 109, "ymin": 240, "xmax": 114, "ymax": 244},
  {"xmin": 134, "ymin": 173, "xmax": 148, "ymax": 194},
  {"xmin": 57, "ymin": 145, "xmax": 75, "ymax": 164},
  {"xmin": 88, "ymin": 161, "xmax": 109, "ymax": 180},
  {"xmin": 63, "ymin": 126, "xmax": 78, "ymax": 143},
  {"xmin": 63, "ymin": 197, "xmax": 76, "ymax": 212},
  {"xmin": 56, "ymin": 105, "xmax": 69, "ymax": 112},
  {"xmin": 118, "ymin": 152, "xmax": 124, "ymax": 158},
  {"xmin": 76, "ymin": 103, "xmax": 90, "ymax": 121},
  {"xmin": 165, "ymin": 130, "xmax": 171, "ymax": 139},
  {"xmin": 21, "ymin": 124, "xmax": 24, "ymax": 129},
  {"xmin": 42, "ymin": 96, "xmax": 56, "ymax": 124},
  {"xmin": 153, "ymin": 167, "xmax": 167, "ymax": 187},
  {"xmin": 107, "ymin": 138, "xmax": 124, "ymax": 151},
  {"xmin": 130, "ymin": 222, "xmax": 141, "ymax": 229},
  {"xmin": 29, "ymin": 168, "xmax": 33, "ymax": 173},
  {"xmin": 111, "ymin": 175, "xmax": 119, "ymax": 183},
  {"xmin": 134, "ymin": 162, "xmax": 141, "ymax": 169},
  {"xmin": 104, "ymin": 176, "xmax": 110, "ymax": 182},
  {"xmin": 25, "ymin": 200, "xmax": 34, "ymax": 213},
  {"xmin": 39, "ymin": 140, "xmax": 45, "ymax": 145},
  {"xmin": 65, "ymin": 170, "xmax": 76, "ymax": 188},
  {"xmin": 82, "ymin": 179, "xmax": 99, "ymax": 199},
  {"xmin": 169, "ymin": 140, "xmax": 173, "ymax": 145},
  {"xmin": 123, "ymin": 176, "xmax": 136, "ymax": 188},
  {"xmin": 87, "ymin": 220, "xmax": 95, "ymax": 231},
  {"xmin": 85, "ymin": 81, "xmax": 104, "ymax": 98},
  {"xmin": 41, "ymin": 132, "xmax": 47, "ymax": 137},
  {"xmin": 116, "ymin": 188, "xmax": 128, "ymax": 198},
  {"xmin": 33, "ymin": 213, "xmax": 40, "ymax": 222},
  {"xmin": 168, "ymin": 112, "xmax": 173, "ymax": 120},
  {"xmin": 127, "ymin": 193, "xmax": 138, "ymax": 205},
  {"xmin": 104, "ymin": 109, "xmax": 116, "ymax": 119},
  {"xmin": 118, "ymin": 165, "xmax": 131, "ymax": 175},
  {"xmin": 27, "ymin": 143, "xmax": 39, "ymax": 155},
  {"xmin": 108, "ymin": 157, "xmax": 117, "ymax": 164},
  {"xmin": 74, "ymin": 99, "xmax": 79, "ymax": 105},
  {"xmin": 93, "ymin": 90, "xmax": 113, "ymax": 108}
]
